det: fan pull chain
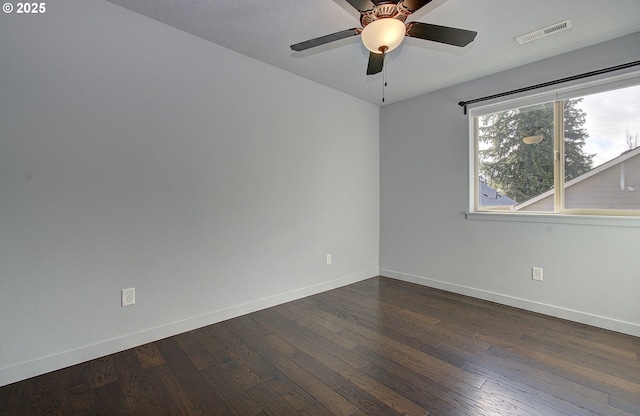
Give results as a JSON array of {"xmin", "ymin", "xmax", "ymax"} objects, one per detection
[{"xmin": 382, "ymin": 54, "xmax": 387, "ymax": 103}]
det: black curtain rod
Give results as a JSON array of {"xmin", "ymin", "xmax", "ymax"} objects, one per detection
[{"xmin": 458, "ymin": 60, "xmax": 640, "ymax": 115}]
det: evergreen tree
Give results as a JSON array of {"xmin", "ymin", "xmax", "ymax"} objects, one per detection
[
  {"xmin": 563, "ymin": 99, "xmax": 593, "ymax": 181},
  {"xmin": 479, "ymin": 99, "xmax": 593, "ymax": 203}
]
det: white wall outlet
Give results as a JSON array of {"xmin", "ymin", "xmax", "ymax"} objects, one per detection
[
  {"xmin": 121, "ymin": 287, "xmax": 135, "ymax": 306},
  {"xmin": 326, "ymin": 254, "xmax": 332, "ymax": 265},
  {"xmin": 532, "ymin": 267, "xmax": 543, "ymax": 281}
]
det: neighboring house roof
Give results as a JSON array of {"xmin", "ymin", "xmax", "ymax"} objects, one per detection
[
  {"xmin": 479, "ymin": 181, "xmax": 517, "ymax": 207},
  {"xmin": 514, "ymin": 146, "xmax": 640, "ymax": 210}
]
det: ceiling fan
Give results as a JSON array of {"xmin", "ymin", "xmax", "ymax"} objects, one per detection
[{"xmin": 290, "ymin": 0, "xmax": 477, "ymax": 75}]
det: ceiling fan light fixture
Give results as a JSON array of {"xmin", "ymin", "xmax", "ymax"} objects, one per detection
[
  {"xmin": 361, "ymin": 18, "xmax": 406, "ymax": 54},
  {"xmin": 523, "ymin": 134, "xmax": 544, "ymax": 144}
]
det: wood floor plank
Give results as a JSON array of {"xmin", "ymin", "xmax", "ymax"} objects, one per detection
[
  {"xmin": 372, "ymin": 278, "xmax": 550, "ymax": 339},
  {"xmin": 134, "ymin": 342, "xmax": 166, "ymax": 369},
  {"xmin": 252, "ymin": 309, "xmax": 405, "ymax": 416},
  {"xmin": 28, "ymin": 370, "xmax": 64, "ymax": 415},
  {"xmin": 542, "ymin": 326, "xmax": 639, "ymax": 362},
  {"xmin": 324, "ymin": 286, "xmax": 487, "ymax": 367},
  {"xmin": 175, "ymin": 331, "xmax": 218, "ymax": 370},
  {"xmin": 144, "ymin": 364, "xmax": 199, "ymax": 415},
  {"xmin": 194, "ymin": 328, "xmax": 263, "ymax": 390},
  {"xmin": 175, "ymin": 330, "xmax": 265, "ymax": 415},
  {"xmin": 258, "ymin": 332, "xmax": 359, "ymax": 416},
  {"xmin": 222, "ymin": 319, "xmax": 340, "ymax": 416},
  {"xmin": 155, "ymin": 336, "xmax": 233, "ymax": 416},
  {"xmin": 291, "ymin": 349, "xmax": 403, "ymax": 416},
  {"xmin": 518, "ymin": 332, "xmax": 640, "ymax": 382},
  {"xmin": 481, "ymin": 333, "xmax": 640, "ymax": 400},
  {"xmin": 470, "ymin": 363, "xmax": 635, "ymax": 416},
  {"xmin": 274, "ymin": 303, "xmax": 361, "ymax": 352},
  {"xmin": 1, "ymin": 276, "xmax": 639, "ymax": 416},
  {"xmin": 255, "ymin": 307, "xmax": 428, "ymax": 416},
  {"xmin": 200, "ymin": 324, "xmax": 303, "ymax": 415},
  {"xmin": 254, "ymin": 305, "xmax": 402, "ymax": 416},
  {"xmin": 609, "ymin": 393, "xmax": 640, "ymax": 415},
  {"xmin": 283, "ymin": 296, "xmax": 474, "ymax": 385},
  {"xmin": 111, "ymin": 348, "xmax": 167, "ymax": 415},
  {"xmin": 244, "ymin": 381, "xmax": 302, "ymax": 416},
  {"xmin": 88, "ymin": 355, "xmax": 118, "ymax": 388},
  {"xmin": 93, "ymin": 380, "xmax": 129, "ymax": 416},
  {"xmin": 298, "ymin": 295, "xmax": 488, "ymax": 389},
  {"xmin": 200, "ymin": 362, "xmax": 265, "ymax": 416},
  {"xmin": 260, "ymin": 305, "xmax": 369, "ymax": 369},
  {"xmin": 56, "ymin": 362, "xmax": 91, "ymax": 390},
  {"xmin": 438, "ymin": 340, "xmax": 631, "ymax": 416},
  {"xmin": 61, "ymin": 382, "xmax": 96, "ymax": 416},
  {"xmin": 0, "ymin": 379, "xmax": 33, "ymax": 416},
  {"xmin": 351, "ymin": 344, "xmax": 516, "ymax": 416}
]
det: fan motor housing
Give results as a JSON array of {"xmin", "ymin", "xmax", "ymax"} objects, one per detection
[{"xmin": 361, "ymin": 1, "xmax": 411, "ymax": 28}]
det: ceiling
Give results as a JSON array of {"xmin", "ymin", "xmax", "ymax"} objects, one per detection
[{"xmin": 103, "ymin": 0, "xmax": 640, "ymax": 105}]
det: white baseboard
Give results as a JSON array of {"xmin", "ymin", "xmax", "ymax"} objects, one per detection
[
  {"xmin": 380, "ymin": 269, "xmax": 640, "ymax": 338},
  {"xmin": 0, "ymin": 269, "xmax": 377, "ymax": 387}
]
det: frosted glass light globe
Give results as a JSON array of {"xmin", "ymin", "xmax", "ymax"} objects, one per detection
[
  {"xmin": 361, "ymin": 18, "xmax": 406, "ymax": 54},
  {"xmin": 523, "ymin": 134, "xmax": 543, "ymax": 144}
]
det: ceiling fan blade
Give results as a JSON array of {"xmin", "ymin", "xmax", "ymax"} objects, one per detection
[
  {"xmin": 406, "ymin": 22, "xmax": 477, "ymax": 47},
  {"xmin": 366, "ymin": 51, "xmax": 385, "ymax": 75},
  {"xmin": 401, "ymin": 0, "xmax": 434, "ymax": 13},
  {"xmin": 344, "ymin": 0, "xmax": 375, "ymax": 12},
  {"xmin": 290, "ymin": 28, "xmax": 360, "ymax": 51}
]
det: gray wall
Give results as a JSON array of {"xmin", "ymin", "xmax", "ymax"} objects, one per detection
[
  {"xmin": 0, "ymin": 0, "xmax": 379, "ymax": 385},
  {"xmin": 380, "ymin": 32, "xmax": 640, "ymax": 337}
]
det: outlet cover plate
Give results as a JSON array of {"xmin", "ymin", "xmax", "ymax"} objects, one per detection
[
  {"xmin": 122, "ymin": 288, "xmax": 135, "ymax": 306},
  {"xmin": 532, "ymin": 267, "xmax": 543, "ymax": 281}
]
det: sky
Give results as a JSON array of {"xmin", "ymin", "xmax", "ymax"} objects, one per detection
[{"xmin": 576, "ymin": 83, "xmax": 640, "ymax": 167}]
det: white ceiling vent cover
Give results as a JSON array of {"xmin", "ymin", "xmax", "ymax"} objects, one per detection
[{"xmin": 516, "ymin": 19, "xmax": 573, "ymax": 45}]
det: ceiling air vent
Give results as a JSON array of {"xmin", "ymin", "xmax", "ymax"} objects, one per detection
[{"xmin": 516, "ymin": 19, "xmax": 572, "ymax": 45}]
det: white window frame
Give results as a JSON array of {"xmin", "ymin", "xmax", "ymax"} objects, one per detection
[{"xmin": 467, "ymin": 71, "xmax": 640, "ymax": 227}]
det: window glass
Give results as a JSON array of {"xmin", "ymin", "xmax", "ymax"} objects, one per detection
[
  {"xmin": 563, "ymin": 85, "xmax": 640, "ymax": 211},
  {"xmin": 473, "ymin": 79, "xmax": 640, "ymax": 216},
  {"xmin": 477, "ymin": 102, "xmax": 554, "ymax": 211}
]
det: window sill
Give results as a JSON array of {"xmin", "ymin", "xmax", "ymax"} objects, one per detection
[{"xmin": 465, "ymin": 211, "xmax": 640, "ymax": 228}]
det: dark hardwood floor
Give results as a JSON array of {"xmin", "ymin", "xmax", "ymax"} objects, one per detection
[{"xmin": 1, "ymin": 276, "xmax": 639, "ymax": 415}]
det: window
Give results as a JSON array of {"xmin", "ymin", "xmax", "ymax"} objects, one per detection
[{"xmin": 471, "ymin": 76, "xmax": 640, "ymax": 217}]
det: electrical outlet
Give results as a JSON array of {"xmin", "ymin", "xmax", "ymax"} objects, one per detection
[
  {"xmin": 532, "ymin": 267, "xmax": 543, "ymax": 281},
  {"xmin": 121, "ymin": 287, "xmax": 135, "ymax": 306},
  {"xmin": 326, "ymin": 254, "xmax": 332, "ymax": 265}
]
